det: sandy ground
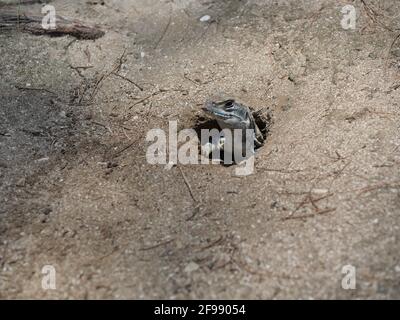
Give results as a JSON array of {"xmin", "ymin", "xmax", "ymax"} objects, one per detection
[{"xmin": 0, "ymin": 0, "xmax": 399, "ymax": 299}]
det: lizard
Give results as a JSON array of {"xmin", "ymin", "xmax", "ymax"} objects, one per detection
[{"xmin": 201, "ymin": 99, "xmax": 265, "ymax": 162}]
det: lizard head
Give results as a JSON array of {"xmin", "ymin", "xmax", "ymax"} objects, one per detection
[{"xmin": 202, "ymin": 99, "xmax": 251, "ymax": 130}]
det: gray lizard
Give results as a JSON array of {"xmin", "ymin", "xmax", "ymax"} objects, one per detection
[{"xmin": 202, "ymin": 99, "xmax": 264, "ymax": 161}]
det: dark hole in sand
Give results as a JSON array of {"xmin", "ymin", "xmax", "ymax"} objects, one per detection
[{"xmin": 193, "ymin": 108, "xmax": 272, "ymax": 164}]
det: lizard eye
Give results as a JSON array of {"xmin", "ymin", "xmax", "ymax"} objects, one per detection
[{"xmin": 224, "ymin": 100, "xmax": 235, "ymax": 110}]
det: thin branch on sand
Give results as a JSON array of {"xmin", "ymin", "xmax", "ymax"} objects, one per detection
[
  {"xmin": 282, "ymin": 208, "xmax": 336, "ymax": 221},
  {"xmin": 87, "ymin": 49, "xmax": 127, "ymax": 103},
  {"xmin": 283, "ymin": 192, "xmax": 334, "ymax": 220},
  {"xmin": 178, "ymin": 166, "xmax": 201, "ymax": 221},
  {"xmin": 15, "ymin": 84, "xmax": 56, "ymax": 95},
  {"xmin": 154, "ymin": 13, "xmax": 171, "ymax": 49},
  {"xmin": 178, "ymin": 166, "xmax": 198, "ymax": 203},
  {"xmin": 139, "ymin": 238, "xmax": 175, "ymax": 251},
  {"xmin": 112, "ymin": 72, "xmax": 143, "ymax": 91}
]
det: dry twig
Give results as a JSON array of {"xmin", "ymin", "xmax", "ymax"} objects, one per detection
[
  {"xmin": 139, "ymin": 238, "xmax": 175, "ymax": 251},
  {"xmin": 0, "ymin": 11, "xmax": 104, "ymax": 39}
]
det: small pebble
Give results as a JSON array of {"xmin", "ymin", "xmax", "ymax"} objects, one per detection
[
  {"xmin": 200, "ymin": 15, "xmax": 211, "ymax": 22},
  {"xmin": 184, "ymin": 262, "xmax": 199, "ymax": 273}
]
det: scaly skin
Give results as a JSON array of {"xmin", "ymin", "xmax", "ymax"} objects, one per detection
[{"xmin": 203, "ymin": 99, "xmax": 264, "ymax": 149}]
